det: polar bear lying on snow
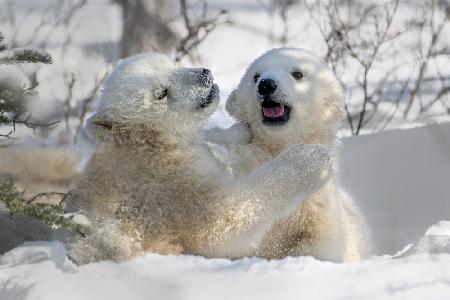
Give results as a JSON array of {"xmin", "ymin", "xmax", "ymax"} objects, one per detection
[
  {"xmin": 207, "ymin": 48, "xmax": 369, "ymax": 262},
  {"xmin": 66, "ymin": 53, "xmax": 333, "ymax": 264}
]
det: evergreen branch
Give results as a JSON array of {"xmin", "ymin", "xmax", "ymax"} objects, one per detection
[
  {"xmin": 0, "ymin": 48, "xmax": 53, "ymax": 64},
  {"xmin": 0, "ymin": 179, "xmax": 89, "ymax": 236},
  {"xmin": 0, "ymin": 32, "xmax": 52, "ymax": 64},
  {"xmin": 0, "ymin": 32, "xmax": 6, "ymax": 51}
]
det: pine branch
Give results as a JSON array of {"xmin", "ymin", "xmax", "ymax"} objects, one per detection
[
  {"xmin": 0, "ymin": 179, "xmax": 89, "ymax": 236},
  {"xmin": 0, "ymin": 47, "xmax": 53, "ymax": 64},
  {"xmin": 0, "ymin": 32, "xmax": 53, "ymax": 64},
  {"xmin": 0, "ymin": 32, "xmax": 6, "ymax": 51},
  {"xmin": 0, "ymin": 32, "xmax": 55, "ymax": 140}
]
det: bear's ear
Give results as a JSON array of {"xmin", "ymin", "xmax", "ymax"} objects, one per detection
[
  {"xmin": 225, "ymin": 89, "xmax": 247, "ymax": 123},
  {"xmin": 85, "ymin": 112, "xmax": 115, "ymax": 142}
]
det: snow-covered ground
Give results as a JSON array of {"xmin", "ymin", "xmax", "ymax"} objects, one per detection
[
  {"xmin": 1, "ymin": 0, "xmax": 450, "ymax": 299},
  {"xmin": 1, "ymin": 221, "xmax": 450, "ymax": 300}
]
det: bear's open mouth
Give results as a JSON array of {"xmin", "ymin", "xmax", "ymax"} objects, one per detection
[
  {"xmin": 197, "ymin": 84, "xmax": 218, "ymax": 109},
  {"xmin": 261, "ymin": 99, "xmax": 291, "ymax": 126}
]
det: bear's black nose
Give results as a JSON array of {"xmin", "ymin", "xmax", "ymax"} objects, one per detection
[
  {"xmin": 202, "ymin": 68, "xmax": 211, "ymax": 76},
  {"xmin": 258, "ymin": 79, "xmax": 277, "ymax": 96},
  {"xmin": 198, "ymin": 68, "xmax": 213, "ymax": 86}
]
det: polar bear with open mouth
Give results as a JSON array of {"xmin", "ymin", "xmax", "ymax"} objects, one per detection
[
  {"xmin": 207, "ymin": 48, "xmax": 369, "ymax": 262},
  {"xmin": 66, "ymin": 52, "xmax": 333, "ymax": 264}
]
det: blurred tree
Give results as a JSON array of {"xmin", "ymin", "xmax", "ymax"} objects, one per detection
[
  {"xmin": 175, "ymin": 0, "xmax": 227, "ymax": 62},
  {"xmin": 0, "ymin": 32, "xmax": 54, "ymax": 140},
  {"xmin": 0, "ymin": 33, "xmax": 84, "ymax": 242},
  {"xmin": 271, "ymin": 0, "xmax": 301, "ymax": 45},
  {"xmin": 114, "ymin": 0, "xmax": 178, "ymax": 57},
  {"xmin": 114, "ymin": 0, "xmax": 227, "ymax": 63},
  {"xmin": 302, "ymin": 0, "xmax": 449, "ymax": 135}
]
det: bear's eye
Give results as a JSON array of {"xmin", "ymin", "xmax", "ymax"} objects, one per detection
[
  {"xmin": 291, "ymin": 71, "xmax": 303, "ymax": 80},
  {"xmin": 157, "ymin": 89, "xmax": 168, "ymax": 100},
  {"xmin": 253, "ymin": 73, "xmax": 261, "ymax": 83}
]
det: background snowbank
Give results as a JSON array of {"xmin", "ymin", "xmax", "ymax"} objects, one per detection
[{"xmin": 339, "ymin": 121, "xmax": 450, "ymax": 255}]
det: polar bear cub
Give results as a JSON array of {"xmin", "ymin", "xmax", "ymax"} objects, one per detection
[
  {"xmin": 66, "ymin": 52, "xmax": 333, "ymax": 264},
  {"xmin": 207, "ymin": 48, "xmax": 369, "ymax": 262}
]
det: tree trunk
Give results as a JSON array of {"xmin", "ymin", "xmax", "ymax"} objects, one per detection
[{"xmin": 114, "ymin": 0, "xmax": 178, "ymax": 58}]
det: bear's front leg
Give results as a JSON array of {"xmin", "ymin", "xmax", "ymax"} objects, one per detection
[{"xmin": 203, "ymin": 144, "xmax": 333, "ymax": 257}]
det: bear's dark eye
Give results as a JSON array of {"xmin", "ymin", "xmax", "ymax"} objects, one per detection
[
  {"xmin": 253, "ymin": 73, "xmax": 261, "ymax": 83},
  {"xmin": 158, "ymin": 89, "xmax": 168, "ymax": 99},
  {"xmin": 291, "ymin": 71, "xmax": 303, "ymax": 80}
]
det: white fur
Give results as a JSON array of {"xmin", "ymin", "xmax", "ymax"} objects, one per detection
[
  {"xmin": 207, "ymin": 48, "xmax": 369, "ymax": 262},
  {"xmin": 66, "ymin": 52, "xmax": 333, "ymax": 264}
]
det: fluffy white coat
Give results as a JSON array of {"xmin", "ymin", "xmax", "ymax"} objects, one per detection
[
  {"xmin": 206, "ymin": 48, "xmax": 369, "ymax": 262},
  {"xmin": 66, "ymin": 52, "xmax": 333, "ymax": 264}
]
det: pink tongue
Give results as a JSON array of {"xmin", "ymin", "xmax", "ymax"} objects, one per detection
[{"xmin": 263, "ymin": 105, "xmax": 284, "ymax": 118}]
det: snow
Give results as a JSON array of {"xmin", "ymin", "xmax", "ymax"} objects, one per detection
[
  {"xmin": 1, "ymin": 221, "xmax": 450, "ymax": 300},
  {"xmin": 338, "ymin": 121, "xmax": 450, "ymax": 255},
  {"xmin": 401, "ymin": 221, "xmax": 450, "ymax": 256},
  {"xmin": 1, "ymin": 0, "xmax": 450, "ymax": 298}
]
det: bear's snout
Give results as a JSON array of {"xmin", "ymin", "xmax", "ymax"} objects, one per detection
[
  {"xmin": 197, "ymin": 68, "xmax": 214, "ymax": 87},
  {"xmin": 258, "ymin": 79, "xmax": 277, "ymax": 96}
]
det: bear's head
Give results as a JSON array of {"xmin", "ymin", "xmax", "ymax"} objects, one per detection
[
  {"xmin": 226, "ymin": 48, "xmax": 344, "ymax": 151},
  {"xmin": 87, "ymin": 53, "xmax": 219, "ymax": 145}
]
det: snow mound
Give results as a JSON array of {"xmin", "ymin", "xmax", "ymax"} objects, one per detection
[
  {"xmin": 339, "ymin": 122, "xmax": 450, "ymax": 255},
  {"xmin": 1, "ymin": 222, "xmax": 450, "ymax": 300},
  {"xmin": 400, "ymin": 221, "xmax": 450, "ymax": 257},
  {"xmin": 0, "ymin": 241, "xmax": 74, "ymax": 271},
  {"xmin": 425, "ymin": 221, "xmax": 450, "ymax": 236}
]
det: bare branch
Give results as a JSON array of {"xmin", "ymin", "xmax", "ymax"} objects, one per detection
[
  {"xmin": 62, "ymin": 72, "xmax": 76, "ymax": 130},
  {"xmin": 175, "ymin": 0, "xmax": 228, "ymax": 62},
  {"xmin": 74, "ymin": 70, "xmax": 110, "ymax": 143},
  {"xmin": 12, "ymin": 116, "xmax": 61, "ymax": 131},
  {"xmin": 403, "ymin": 1, "xmax": 448, "ymax": 118},
  {"xmin": 421, "ymin": 85, "xmax": 450, "ymax": 113},
  {"xmin": 27, "ymin": 191, "xmax": 67, "ymax": 204},
  {"xmin": 0, "ymin": 130, "xmax": 16, "ymax": 140}
]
